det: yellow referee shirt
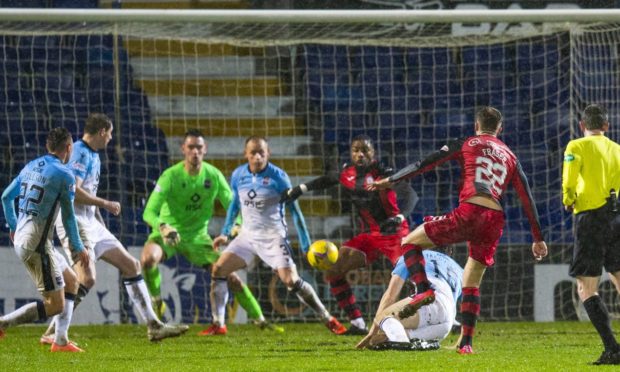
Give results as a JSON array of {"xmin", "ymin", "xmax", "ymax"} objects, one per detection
[{"xmin": 562, "ymin": 135, "xmax": 620, "ymax": 214}]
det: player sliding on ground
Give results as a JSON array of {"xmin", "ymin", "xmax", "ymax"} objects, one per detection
[
  {"xmin": 41, "ymin": 113, "xmax": 188, "ymax": 343},
  {"xmin": 1, "ymin": 128, "xmax": 89, "ymax": 352},
  {"xmin": 280, "ymin": 135, "xmax": 416, "ymax": 335},
  {"xmin": 370, "ymin": 106, "xmax": 548, "ymax": 354},
  {"xmin": 141, "ymin": 129, "xmax": 280, "ymax": 334},
  {"xmin": 210, "ymin": 136, "xmax": 347, "ymax": 335},
  {"xmin": 357, "ymin": 248, "xmax": 462, "ymax": 351}
]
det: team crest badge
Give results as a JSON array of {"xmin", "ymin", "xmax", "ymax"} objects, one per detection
[
  {"xmin": 262, "ymin": 177, "xmax": 270, "ymax": 185},
  {"xmin": 204, "ymin": 179, "xmax": 211, "ymax": 189}
]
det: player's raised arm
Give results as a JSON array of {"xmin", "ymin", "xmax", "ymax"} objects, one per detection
[
  {"xmin": 280, "ymin": 171, "xmax": 339, "ymax": 204},
  {"xmin": 370, "ymin": 139, "xmax": 464, "ymax": 190},
  {"xmin": 511, "ymin": 160, "xmax": 547, "ymax": 260}
]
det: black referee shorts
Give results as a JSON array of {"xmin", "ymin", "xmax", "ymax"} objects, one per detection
[{"xmin": 569, "ymin": 205, "xmax": 620, "ymax": 278}]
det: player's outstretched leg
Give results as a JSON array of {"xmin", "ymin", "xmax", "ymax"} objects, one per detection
[
  {"xmin": 288, "ymin": 278, "xmax": 346, "ymax": 335},
  {"xmin": 0, "ymin": 300, "xmax": 48, "ymax": 338},
  {"xmin": 228, "ymin": 273, "xmax": 284, "ymax": 333},
  {"xmin": 398, "ymin": 244, "xmax": 435, "ymax": 319}
]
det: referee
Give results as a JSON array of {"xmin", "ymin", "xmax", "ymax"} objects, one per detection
[{"xmin": 562, "ymin": 104, "xmax": 620, "ymax": 365}]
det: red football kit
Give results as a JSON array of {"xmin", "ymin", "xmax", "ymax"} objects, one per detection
[
  {"xmin": 305, "ymin": 161, "xmax": 411, "ymax": 265},
  {"xmin": 390, "ymin": 134, "xmax": 544, "ymax": 266}
]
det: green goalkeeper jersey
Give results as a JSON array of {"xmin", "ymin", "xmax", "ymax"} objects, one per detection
[{"xmin": 143, "ymin": 161, "xmax": 232, "ymax": 235}]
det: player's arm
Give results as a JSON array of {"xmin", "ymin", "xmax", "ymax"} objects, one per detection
[
  {"xmin": 512, "ymin": 160, "xmax": 548, "ymax": 260},
  {"xmin": 214, "ymin": 171, "xmax": 241, "ymax": 250},
  {"xmin": 280, "ymin": 171, "xmax": 340, "ymax": 204},
  {"xmin": 143, "ymin": 172, "xmax": 180, "ymax": 246},
  {"xmin": 288, "ymin": 201, "xmax": 311, "ymax": 254},
  {"xmin": 73, "ymin": 176, "xmax": 120, "ymax": 216},
  {"xmin": 371, "ymin": 139, "xmax": 464, "ymax": 190},
  {"xmin": 357, "ymin": 273, "xmax": 405, "ymax": 349},
  {"xmin": 59, "ymin": 175, "xmax": 89, "ymax": 267},
  {"xmin": 561, "ymin": 142, "xmax": 581, "ymax": 212},
  {"xmin": 1, "ymin": 176, "xmax": 21, "ymax": 238}
]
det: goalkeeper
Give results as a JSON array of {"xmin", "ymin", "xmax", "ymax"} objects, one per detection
[{"xmin": 141, "ymin": 129, "xmax": 277, "ymax": 334}]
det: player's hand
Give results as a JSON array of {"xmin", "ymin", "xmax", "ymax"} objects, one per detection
[
  {"xmin": 76, "ymin": 249, "xmax": 90, "ymax": 268},
  {"xmin": 532, "ymin": 241, "xmax": 548, "ymax": 261},
  {"xmin": 379, "ymin": 214, "xmax": 404, "ymax": 235},
  {"xmin": 160, "ymin": 223, "xmax": 180, "ymax": 246},
  {"xmin": 9, "ymin": 230, "xmax": 14, "ymax": 244},
  {"xmin": 213, "ymin": 234, "xmax": 229, "ymax": 251},
  {"xmin": 103, "ymin": 200, "xmax": 121, "ymax": 216},
  {"xmin": 280, "ymin": 185, "xmax": 304, "ymax": 204},
  {"xmin": 356, "ymin": 325, "xmax": 378, "ymax": 349},
  {"xmin": 367, "ymin": 178, "xmax": 392, "ymax": 191}
]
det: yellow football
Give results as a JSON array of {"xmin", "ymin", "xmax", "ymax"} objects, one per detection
[{"xmin": 307, "ymin": 240, "xmax": 339, "ymax": 270}]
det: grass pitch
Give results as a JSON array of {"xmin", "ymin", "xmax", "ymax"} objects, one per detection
[{"xmin": 0, "ymin": 321, "xmax": 616, "ymax": 371}]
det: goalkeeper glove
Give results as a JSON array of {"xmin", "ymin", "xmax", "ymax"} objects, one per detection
[
  {"xmin": 379, "ymin": 214, "xmax": 405, "ymax": 235},
  {"xmin": 280, "ymin": 184, "xmax": 307, "ymax": 204},
  {"xmin": 159, "ymin": 223, "xmax": 180, "ymax": 246}
]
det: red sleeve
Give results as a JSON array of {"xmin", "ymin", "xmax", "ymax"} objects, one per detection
[
  {"xmin": 389, "ymin": 138, "xmax": 465, "ymax": 183},
  {"xmin": 511, "ymin": 161, "xmax": 544, "ymax": 242}
]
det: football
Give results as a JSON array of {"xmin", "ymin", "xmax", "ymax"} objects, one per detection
[{"xmin": 307, "ymin": 240, "xmax": 339, "ymax": 270}]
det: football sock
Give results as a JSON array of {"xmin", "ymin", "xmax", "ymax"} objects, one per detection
[
  {"xmin": 290, "ymin": 279, "xmax": 330, "ymax": 321},
  {"xmin": 583, "ymin": 295, "xmax": 620, "ymax": 353},
  {"xmin": 233, "ymin": 284, "xmax": 263, "ymax": 320},
  {"xmin": 211, "ymin": 277, "xmax": 229, "ymax": 325},
  {"xmin": 123, "ymin": 275, "xmax": 161, "ymax": 325},
  {"xmin": 459, "ymin": 287, "xmax": 480, "ymax": 348},
  {"xmin": 329, "ymin": 276, "xmax": 362, "ymax": 321},
  {"xmin": 403, "ymin": 244, "xmax": 431, "ymax": 293},
  {"xmin": 142, "ymin": 265, "xmax": 161, "ymax": 298},
  {"xmin": 351, "ymin": 317, "xmax": 366, "ymax": 330},
  {"xmin": 379, "ymin": 316, "xmax": 409, "ymax": 343},
  {"xmin": 54, "ymin": 293, "xmax": 75, "ymax": 345},
  {"xmin": 0, "ymin": 300, "xmax": 47, "ymax": 328},
  {"xmin": 74, "ymin": 284, "xmax": 90, "ymax": 308}
]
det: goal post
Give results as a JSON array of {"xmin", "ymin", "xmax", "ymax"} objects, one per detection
[{"xmin": 0, "ymin": 8, "xmax": 618, "ymax": 325}]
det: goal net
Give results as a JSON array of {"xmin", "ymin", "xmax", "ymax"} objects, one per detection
[{"xmin": 0, "ymin": 9, "xmax": 617, "ymax": 324}]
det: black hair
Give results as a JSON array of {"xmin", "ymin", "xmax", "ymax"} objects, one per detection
[
  {"xmin": 46, "ymin": 127, "xmax": 72, "ymax": 153},
  {"xmin": 84, "ymin": 113, "xmax": 112, "ymax": 135},
  {"xmin": 582, "ymin": 104, "xmax": 608, "ymax": 130}
]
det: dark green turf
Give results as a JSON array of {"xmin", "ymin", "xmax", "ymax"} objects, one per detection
[{"xmin": 0, "ymin": 321, "xmax": 617, "ymax": 371}]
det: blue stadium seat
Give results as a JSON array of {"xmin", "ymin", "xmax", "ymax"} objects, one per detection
[{"xmin": 51, "ymin": 0, "xmax": 98, "ymax": 7}]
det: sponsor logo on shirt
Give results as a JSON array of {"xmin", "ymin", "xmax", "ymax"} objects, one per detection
[{"xmin": 564, "ymin": 154, "xmax": 575, "ymax": 162}]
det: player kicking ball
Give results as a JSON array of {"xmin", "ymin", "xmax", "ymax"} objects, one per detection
[
  {"xmin": 1, "ymin": 128, "xmax": 89, "ymax": 352},
  {"xmin": 209, "ymin": 136, "xmax": 346, "ymax": 335},
  {"xmin": 39, "ymin": 113, "xmax": 188, "ymax": 344},
  {"xmin": 357, "ymin": 248, "xmax": 462, "ymax": 351}
]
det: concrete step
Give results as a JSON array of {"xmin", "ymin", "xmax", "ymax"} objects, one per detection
[
  {"xmin": 155, "ymin": 117, "xmax": 305, "ymax": 137},
  {"xmin": 131, "ymin": 57, "xmax": 256, "ymax": 78},
  {"xmin": 136, "ymin": 77, "xmax": 283, "ymax": 97},
  {"xmin": 124, "ymin": 39, "xmax": 264, "ymax": 57},
  {"xmin": 147, "ymin": 95, "xmax": 294, "ymax": 116},
  {"xmin": 166, "ymin": 135, "xmax": 312, "ymax": 157}
]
